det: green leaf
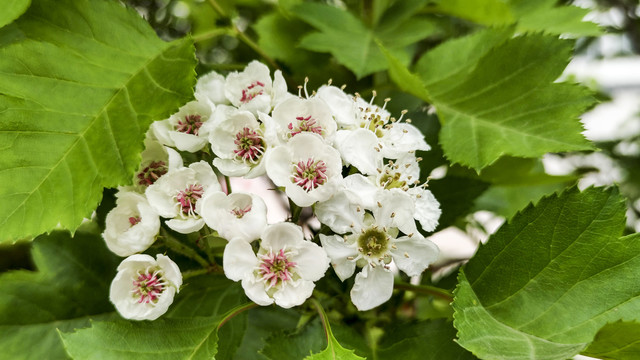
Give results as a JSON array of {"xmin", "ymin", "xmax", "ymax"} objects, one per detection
[
  {"xmin": 303, "ymin": 300, "xmax": 365, "ymax": 360},
  {"xmin": 453, "ymin": 186, "xmax": 640, "ymax": 360},
  {"xmin": 236, "ymin": 307, "xmax": 301, "ymax": 360},
  {"xmin": 262, "ymin": 318, "xmax": 326, "ymax": 359},
  {"xmin": 426, "ymin": 33, "xmax": 593, "ymax": 170},
  {"xmin": 167, "ymin": 274, "xmax": 246, "ymax": 318},
  {"xmin": 376, "ymin": 319, "xmax": 476, "ymax": 360},
  {"xmin": 0, "ymin": 0, "xmax": 196, "ymax": 243},
  {"xmin": 0, "ymin": 230, "xmax": 120, "ymax": 359},
  {"xmin": 293, "ymin": 2, "xmax": 437, "ymax": 78},
  {"xmin": 431, "ymin": 0, "xmax": 514, "ymax": 26},
  {"xmin": 428, "ymin": 176, "xmax": 489, "ymax": 230},
  {"xmin": 377, "ymin": 40, "xmax": 430, "ymax": 102},
  {"xmin": 0, "ymin": 0, "xmax": 31, "ymax": 28},
  {"xmin": 512, "ymin": 0, "xmax": 603, "ymax": 37},
  {"xmin": 582, "ymin": 321, "xmax": 640, "ymax": 360},
  {"xmin": 61, "ymin": 316, "xmax": 221, "ymax": 359}
]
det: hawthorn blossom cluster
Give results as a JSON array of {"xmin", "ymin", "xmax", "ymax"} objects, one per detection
[{"xmin": 103, "ymin": 61, "xmax": 441, "ymax": 320}]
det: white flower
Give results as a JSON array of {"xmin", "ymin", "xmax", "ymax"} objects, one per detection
[
  {"xmin": 110, "ymin": 254, "xmax": 182, "ymax": 321},
  {"xmin": 129, "ymin": 136, "xmax": 183, "ymax": 192},
  {"xmin": 199, "ymin": 191, "xmax": 268, "ymax": 242},
  {"xmin": 318, "ymin": 191, "xmax": 439, "ymax": 311},
  {"xmin": 334, "ymin": 96, "xmax": 430, "ymax": 175},
  {"xmin": 224, "ymin": 61, "xmax": 288, "ymax": 115},
  {"xmin": 342, "ymin": 155, "xmax": 441, "ymax": 232},
  {"xmin": 265, "ymin": 133, "xmax": 342, "ymax": 207},
  {"xmin": 209, "ymin": 106, "xmax": 268, "ymax": 178},
  {"xmin": 269, "ymin": 97, "xmax": 336, "ymax": 143},
  {"xmin": 102, "ymin": 191, "xmax": 160, "ymax": 257},
  {"xmin": 152, "ymin": 100, "xmax": 214, "ymax": 152},
  {"xmin": 195, "ymin": 70, "xmax": 229, "ymax": 105},
  {"xmin": 146, "ymin": 161, "xmax": 222, "ymax": 233},
  {"xmin": 223, "ymin": 222, "xmax": 329, "ymax": 308}
]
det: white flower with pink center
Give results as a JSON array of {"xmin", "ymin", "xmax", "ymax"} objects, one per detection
[
  {"xmin": 269, "ymin": 97, "xmax": 336, "ymax": 143},
  {"xmin": 223, "ymin": 223, "xmax": 329, "ymax": 308},
  {"xmin": 318, "ymin": 190, "xmax": 439, "ymax": 311},
  {"xmin": 127, "ymin": 136, "xmax": 183, "ymax": 193},
  {"xmin": 103, "ymin": 191, "xmax": 161, "ymax": 257},
  {"xmin": 195, "ymin": 70, "xmax": 229, "ymax": 105},
  {"xmin": 224, "ymin": 61, "xmax": 289, "ymax": 115},
  {"xmin": 145, "ymin": 161, "xmax": 222, "ymax": 234},
  {"xmin": 152, "ymin": 100, "xmax": 214, "ymax": 152},
  {"xmin": 110, "ymin": 254, "xmax": 182, "ymax": 320},
  {"xmin": 209, "ymin": 107, "xmax": 268, "ymax": 178},
  {"xmin": 199, "ymin": 191, "xmax": 268, "ymax": 242},
  {"xmin": 265, "ymin": 133, "xmax": 342, "ymax": 207}
]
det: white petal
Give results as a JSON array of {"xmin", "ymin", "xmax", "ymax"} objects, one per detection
[
  {"xmin": 212, "ymin": 158, "xmax": 252, "ymax": 177},
  {"xmin": 169, "ymin": 131, "xmax": 208, "ymax": 152},
  {"xmin": 156, "ymin": 254, "xmax": 183, "ymax": 289},
  {"xmin": 409, "ymin": 188, "xmax": 441, "ymax": 233},
  {"xmin": 316, "ymin": 85, "xmax": 357, "ymax": 127},
  {"xmin": 350, "ymin": 265, "xmax": 394, "ymax": 311},
  {"xmin": 166, "ymin": 217, "xmax": 205, "ymax": 234},
  {"xmin": 261, "ymin": 222, "xmax": 304, "ymax": 251},
  {"xmin": 343, "ymin": 174, "xmax": 377, "ymax": 210},
  {"xmin": 273, "ymin": 280, "xmax": 314, "ymax": 308},
  {"xmin": 390, "ymin": 236, "xmax": 439, "ymax": 276},
  {"xmin": 373, "ymin": 189, "xmax": 417, "ymax": 235},
  {"xmin": 223, "ymin": 240, "xmax": 258, "ymax": 282},
  {"xmin": 335, "ymin": 129, "xmax": 382, "ymax": 175},
  {"xmin": 314, "ymin": 189, "xmax": 364, "ymax": 234},
  {"xmin": 290, "ymin": 241, "xmax": 329, "ymax": 281},
  {"xmin": 319, "ymin": 234, "xmax": 358, "ymax": 281},
  {"xmin": 381, "ymin": 123, "xmax": 430, "ymax": 159},
  {"xmin": 241, "ymin": 276, "xmax": 273, "ymax": 306}
]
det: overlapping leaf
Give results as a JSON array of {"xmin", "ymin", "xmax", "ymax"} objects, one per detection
[
  {"xmin": 0, "ymin": 0, "xmax": 31, "ymax": 28},
  {"xmin": 293, "ymin": 1, "xmax": 440, "ymax": 78},
  {"xmin": 418, "ymin": 30, "xmax": 593, "ymax": 170},
  {"xmin": 582, "ymin": 321, "xmax": 640, "ymax": 360},
  {"xmin": 453, "ymin": 186, "xmax": 640, "ymax": 359},
  {"xmin": 0, "ymin": 0, "xmax": 196, "ymax": 243},
  {"xmin": 0, "ymin": 231, "xmax": 120, "ymax": 359}
]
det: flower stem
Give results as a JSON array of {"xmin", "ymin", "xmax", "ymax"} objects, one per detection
[
  {"xmin": 192, "ymin": 27, "xmax": 230, "ymax": 43},
  {"xmin": 182, "ymin": 268, "xmax": 211, "ymax": 279},
  {"xmin": 224, "ymin": 176, "xmax": 232, "ymax": 194},
  {"xmin": 159, "ymin": 229, "xmax": 210, "ymax": 268},
  {"xmin": 206, "ymin": 0, "xmax": 227, "ymax": 17},
  {"xmin": 310, "ymin": 298, "xmax": 331, "ymax": 343},
  {"xmin": 217, "ymin": 302, "xmax": 258, "ymax": 330},
  {"xmin": 394, "ymin": 282, "xmax": 453, "ymax": 302},
  {"xmin": 230, "ymin": 26, "xmax": 280, "ymax": 71}
]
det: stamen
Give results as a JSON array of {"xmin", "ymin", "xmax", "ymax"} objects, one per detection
[
  {"xmin": 176, "ymin": 114, "xmax": 203, "ymax": 135},
  {"xmin": 288, "ymin": 115, "xmax": 323, "ymax": 137},
  {"xmin": 234, "ymin": 127, "xmax": 265, "ymax": 163},
  {"xmin": 132, "ymin": 269, "xmax": 167, "ymax": 304},
  {"xmin": 137, "ymin": 161, "xmax": 168, "ymax": 186},
  {"xmin": 291, "ymin": 158, "xmax": 328, "ymax": 192},
  {"xmin": 175, "ymin": 184, "xmax": 204, "ymax": 216},
  {"xmin": 240, "ymin": 81, "xmax": 265, "ymax": 103},
  {"xmin": 230, "ymin": 204, "xmax": 252, "ymax": 218},
  {"xmin": 129, "ymin": 216, "xmax": 141, "ymax": 226},
  {"xmin": 258, "ymin": 249, "xmax": 296, "ymax": 289}
]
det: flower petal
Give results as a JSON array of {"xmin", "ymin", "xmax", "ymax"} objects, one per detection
[
  {"xmin": 350, "ymin": 265, "xmax": 394, "ymax": 311},
  {"xmin": 223, "ymin": 240, "xmax": 258, "ymax": 282},
  {"xmin": 390, "ymin": 236, "xmax": 439, "ymax": 277},
  {"xmin": 319, "ymin": 234, "xmax": 358, "ymax": 281},
  {"xmin": 273, "ymin": 280, "xmax": 314, "ymax": 308},
  {"xmin": 290, "ymin": 241, "xmax": 329, "ymax": 282}
]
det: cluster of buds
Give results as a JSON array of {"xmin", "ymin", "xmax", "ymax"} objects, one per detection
[{"xmin": 104, "ymin": 61, "xmax": 441, "ymax": 320}]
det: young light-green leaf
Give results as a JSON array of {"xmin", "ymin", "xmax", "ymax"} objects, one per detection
[
  {"xmin": 0, "ymin": 0, "xmax": 31, "ymax": 28},
  {"xmin": 423, "ymin": 33, "xmax": 593, "ymax": 170},
  {"xmin": 0, "ymin": 230, "xmax": 120, "ymax": 359},
  {"xmin": 582, "ymin": 321, "xmax": 640, "ymax": 360},
  {"xmin": 453, "ymin": 186, "xmax": 640, "ymax": 360},
  {"xmin": 0, "ymin": 0, "xmax": 196, "ymax": 243}
]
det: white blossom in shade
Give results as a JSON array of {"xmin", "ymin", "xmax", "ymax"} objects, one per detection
[
  {"xmin": 316, "ymin": 85, "xmax": 357, "ymax": 127},
  {"xmin": 103, "ymin": 191, "xmax": 161, "ymax": 257},
  {"xmin": 110, "ymin": 254, "xmax": 182, "ymax": 321},
  {"xmin": 130, "ymin": 136, "xmax": 183, "ymax": 192},
  {"xmin": 224, "ymin": 61, "xmax": 289, "ymax": 115},
  {"xmin": 265, "ymin": 133, "xmax": 343, "ymax": 207},
  {"xmin": 223, "ymin": 222, "xmax": 329, "ymax": 308},
  {"xmin": 209, "ymin": 107, "xmax": 268, "ymax": 178},
  {"xmin": 199, "ymin": 191, "xmax": 268, "ymax": 242},
  {"xmin": 195, "ymin": 70, "xmax": 229, "ymax": 105},
  {"xmin": 152, "ymin": 99, "xmax": 214, "ymax": 152},
  {"xmin": 146, "ymin": 161, "xmax": 222, "ymax": 234},
  {"xmin": 318, "ymin": 191, "xmax": 439, "ymax": 311},
  {"xmin": 269, "ymin": 97, "xmax": 337, "ymax": 143}
]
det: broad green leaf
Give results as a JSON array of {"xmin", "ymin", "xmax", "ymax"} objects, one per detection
[
  {"xmin": 61, "ymin": 316, "xmax": 221, "ymax": 359},
  {"xmin": 376, "ymin": 319, "xmax": 476, "ymax": 360},
  {"xmin": 0, "ymin": 0, "xmax": 31, "ymax": 28},
  {"xmin": 453, "ymin": 186, "xmax": 640, "ymax": 360},
  {"xmin": 377, "ymin": 41, "xmax": 430, "ymax": 102},
  {"xmin": 261, "ymin": 318, "xmax": 326, "ymax": 359},
  {"xmin": 512, "ymin": 0, "xmax": 602, "ymax": 36},
  {"xmin": 0, "ymin": 0, "xmax": 196, "ymax": 243},
  {"xmin": 303, "ymin": 300, "xmax": 365, "ymax": 360},
  {"xmin": 235, "ymin": 307, "xmax": 301, "ymax": 360},
  {"xmin": 167, "ymin": 274, "xmax": 245, "ymax": 318},
  {"xmin": 0, "ymin": 230, "xmax": 120, "ymax": 360},
  {"xmin": 293, "ymin": 2, "xmax": 438, "ymax": 78},
  {"xmin": 582, "ymin": 321, "xmax": 640, "ymax": 360},
  {"xmin": 430, "ymin": 0, "xmax": 514, "ymax": 26},
  {"xmin": 427, "ymin": 33, "xmax": 593, "ymax": 170}
]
